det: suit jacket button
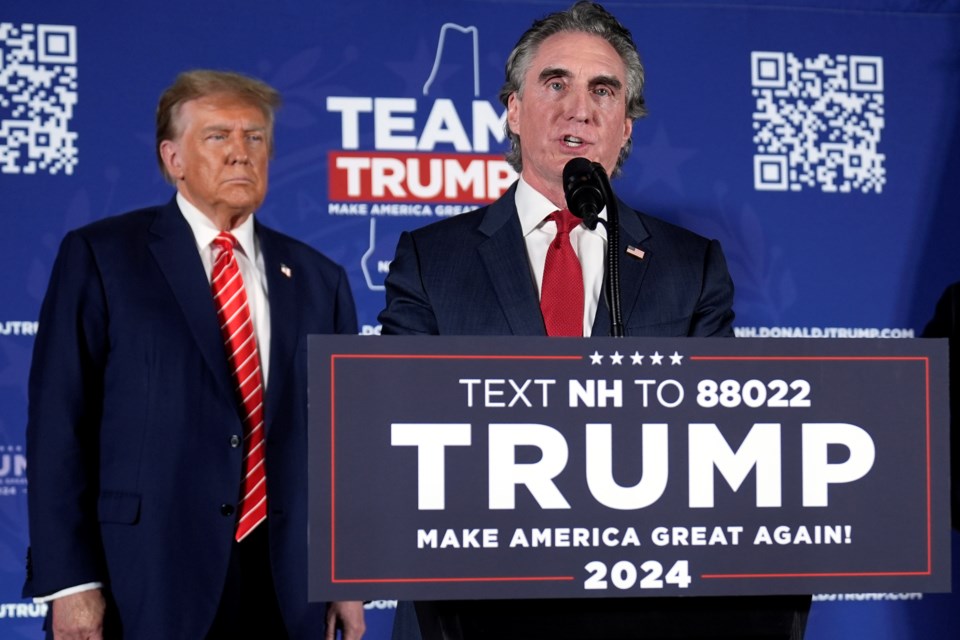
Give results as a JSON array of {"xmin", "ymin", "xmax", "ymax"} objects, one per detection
[
  {"xmin": 230, "ymin": 435, "xmax": 241, "ymax": 448},
  {"xmin": 220, "ymin": 503, "xmax": 235, "ymax": 516}
]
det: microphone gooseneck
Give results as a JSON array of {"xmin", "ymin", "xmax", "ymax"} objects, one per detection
[{"xmin": 561, "ymin": 157, "xmax": 624, "ymax": 337}]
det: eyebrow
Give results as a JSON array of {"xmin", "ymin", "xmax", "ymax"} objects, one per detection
[
  {"xmin": 200, "ymin": 124, "xmax": 267, "ymax": 134},
  {"xmin": 537, "ymin": 67, "xmax": 622, "ymax": 91},
  {"xmin": 589, "ymin": 74, "xmax": 622, "ymax": 91},
  {"xmin": 538, "ymin": 66, "xmax": 572, "ymax": 83}
]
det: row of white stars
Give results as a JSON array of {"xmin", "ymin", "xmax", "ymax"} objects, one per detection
[{"xmin": 589, "ymin": 350, "xmax": 684, "ymax": 366}]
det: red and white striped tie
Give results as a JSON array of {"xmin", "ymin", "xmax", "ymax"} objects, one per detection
[{"xmin": 211, "ymin": 232, "xmax": 267, "ymax": 542}]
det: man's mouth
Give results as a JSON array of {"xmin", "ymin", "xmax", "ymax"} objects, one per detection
[{"xmin": 562, "ymin": 135, "xmax": 585, "ymax": 148}]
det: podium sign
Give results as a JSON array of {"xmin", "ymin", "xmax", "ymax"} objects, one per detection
[{"xmin": 307, "ymin": 336, "xmax": 951, "ymax": 601}]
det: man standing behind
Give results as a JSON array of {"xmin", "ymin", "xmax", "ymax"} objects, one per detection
[
  {"xmin": 380, "ymin": 2, "xmax": 807, "ymax": 638},
  {"xmin": 24, "ymin": 70, "xmax": 364, "ymax": 639}
]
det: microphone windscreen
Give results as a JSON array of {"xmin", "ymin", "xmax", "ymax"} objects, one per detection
[{"xmin": 563, "ymin": 158, "xmax": 605, "ymax": 227}]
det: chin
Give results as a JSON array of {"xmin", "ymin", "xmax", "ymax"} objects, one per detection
[
  {"xmin": 223, "ymin": 188, "xmax": 262, "ymax": 204},
  {"xmin": 219, "ymin": 197, "xmax": 258, "ymax": 213}
]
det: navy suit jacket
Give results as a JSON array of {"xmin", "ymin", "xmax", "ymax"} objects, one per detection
[
  {"xmin": 24, "ymin": 197, "xmax": 357, "ymax": 639},
  {"xmin": 378, "ymin": 183, "xmax": 735, "ymax": 337}
]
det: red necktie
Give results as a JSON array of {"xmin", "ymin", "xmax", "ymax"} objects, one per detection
[
  {"xmin": 540, "ymin": 209, "xmax": 584, "ymax": 337},
  {"xmin": 211, "ymin": 232, "xmax": 267, "ymax": 542}
]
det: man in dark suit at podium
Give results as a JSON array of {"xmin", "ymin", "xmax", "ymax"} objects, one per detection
[
  {"xmin": 23, "ymin": 70, "xmax": 364, "ymax": 639},
  {"xmin": 379, "ymin": 2, "xmax": 809, "ymax": 638}
]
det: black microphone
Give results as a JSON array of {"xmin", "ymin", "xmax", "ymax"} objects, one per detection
[{"xmin": 563, "ymin": 157, "xmax": 605, "ymax": 230}]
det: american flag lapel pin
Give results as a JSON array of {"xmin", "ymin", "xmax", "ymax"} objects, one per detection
[
  {"xmin": 626, "ymin": 245, "xmax": 646, "ymax": 260},
  {"xmin": 280, "ymin": 263, "xmax": 293, "ymax": 278}
]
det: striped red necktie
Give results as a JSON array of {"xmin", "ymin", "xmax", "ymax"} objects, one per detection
[
  {"xmin": 540, "ymin": 209, "xmax": 584, "ymax": 337},
  {"xmin": 211, "ymin": 232, "xmax": 267, "ymax": 542}
]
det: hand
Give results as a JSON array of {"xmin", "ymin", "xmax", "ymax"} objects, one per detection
[
  {"xmin": 51, "ymin": 589, "xmax": 106, "ymax": 640},
  {"xmin": 325, "ymin": 600, "xmax": 366, "ymax": 640}
]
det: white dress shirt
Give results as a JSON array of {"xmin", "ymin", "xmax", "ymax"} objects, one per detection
[
  {"xmin": 177, "ymin": 192, "xmax": 272, "ymax": 386},
  {"xmin": 515, "ymin": 176, "xmax": 607, "ymax": 336}
]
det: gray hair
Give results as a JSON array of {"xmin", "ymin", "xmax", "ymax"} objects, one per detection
[{"xmin": 498, "ymin": 1, "xmax": 647, "ymax": 176}]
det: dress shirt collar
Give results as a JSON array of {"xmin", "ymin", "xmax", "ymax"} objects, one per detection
[
  {"xmin": 516, "ymin": 176, "xmax": 562, "ymax": 238},
  {"xmin": 514, "ymin": 175, "xmax": 607, "ymax": 240},
  {"xmin": 176, "ymin": 192, "xmax": 258, "ymax": 259}
]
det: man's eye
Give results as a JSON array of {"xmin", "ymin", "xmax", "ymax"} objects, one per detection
[
  {"xmin": 549, "ymin": 81, "xmax": 564, "ymax": 91},
  {"xmin": 594, "ymin": 87, "xmax": 611, "ymax": 97}
]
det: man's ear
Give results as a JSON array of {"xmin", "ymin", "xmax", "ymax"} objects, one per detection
[
  {"xmin": 159, "ymin": 140, "xmax": 182, "ymax": 180},
  {"xmin": 506, "ymin": 92, "xmax": 521, "ymax": 137},
  {"xmin": 621, "ymin": 116, "xmax": 633, "ymax": 149}
]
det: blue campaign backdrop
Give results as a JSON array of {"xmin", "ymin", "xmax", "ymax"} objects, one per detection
[{"xmin": 1, "ymin": 0, "xmax": 958, "ymax": 637}]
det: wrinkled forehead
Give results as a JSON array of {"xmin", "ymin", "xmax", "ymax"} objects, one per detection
[{"xmin": 535, "ymin": 32, "xmax": 624, "ymax": 73}]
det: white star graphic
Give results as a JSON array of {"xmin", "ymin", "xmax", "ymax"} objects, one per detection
[
  {"xmin": 610, "ymin": 351, "xmax": 624, "ymax": 365},
  {"xmin": 630, "ymin": 351, "xmax": 644, "ymax": 365},
  {"xmin": 649, "ymin": 351, "xmax": 664, "ymax": 365},
  {"xmin": 590, "ymin": 351, "xmax": 604, "ymax": 365},
  {"xmin": 669, "ymin": 351, "xmax": 684, "ymax": 365}
]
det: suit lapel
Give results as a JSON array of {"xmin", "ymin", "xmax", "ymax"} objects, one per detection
[
  {"xmin": 148, "ymin": 198, "xmax": 237, "ymax": 404},
  {"xmin": 590, "ymin": 200, "xmax": 651, "ymax": 336},
  {"xmin": 256, "ymin": 225, "xmax": 297, "ymax": 433},
  {"xmin": 477, "ymin": 189, "xmax": 546, "ymax": 336}
]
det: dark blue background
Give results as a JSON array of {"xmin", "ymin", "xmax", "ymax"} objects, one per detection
[{"xmin": 2, "ymin": 1, "xmax": 959, "ymax": 637}]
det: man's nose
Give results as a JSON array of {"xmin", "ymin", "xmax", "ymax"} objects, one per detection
[
  {"xmin": 565, "ymin": 88, "xmax": 592, "ymax": 122},
  {"xmin": 227, "ymin": 145, "xmax": 250, "ymax": 164},
  {"xmin": 226, "ymin": 136, "xmax": 250, "ymax": 164}
]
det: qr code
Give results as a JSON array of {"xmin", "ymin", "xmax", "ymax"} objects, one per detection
[
  {"xmin": 0, "ymin": 23, "xmax": 78, "ymax": 175},
  {"xmin": 751, "ymin": 52, "xmax": 885, "ymax": 193}
]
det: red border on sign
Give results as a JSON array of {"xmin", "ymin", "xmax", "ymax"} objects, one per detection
[{"xmin": 327, "ymin": 353, "xmax": 935, "ymax": 585}]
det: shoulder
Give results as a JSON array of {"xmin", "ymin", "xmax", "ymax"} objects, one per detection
[
  {"xmin": 408, "ymin": 185, "xmax": 518, "ymax": 241},
  {"xmin": 407, "ymin": 206, "xmax": 489, "ymax": 242},
  {"xmin": 924, "ymin": 281, "xmax": 960, "ymax": 338},
  {"xmin": 70, "ymin": 205, "xmax": 165, "ymax": 241},
  {"xmin": 255, "ymin": 222, "xmax": 347, "ymax": 276},
  {"xmin": 621, "ymin": 204, "xmax": 732, "ymax": 285},
  {"xmin": 53, "ymin": 205, "xmax": 169, "ymax": 267},
  {"xmin": 631, "ymin": 207, "xmax": 714, "ymax": 249},
  {"xmin": 939, "ymin": 281, "xmax": 960, "ymax": 303}
]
